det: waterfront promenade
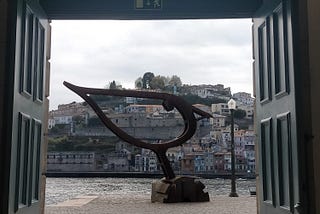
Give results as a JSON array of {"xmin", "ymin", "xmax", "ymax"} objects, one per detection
[
  {"xmin": 46, "ymin": 194, "xmax": 257, "ymax": 214},
  {"xmin": 45, "ymin": 177, "xmax": 257, "ymax": 213}
]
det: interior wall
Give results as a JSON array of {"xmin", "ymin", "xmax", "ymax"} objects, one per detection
[{"xmin": 307, "ymin": 0, "xmax": 320, "ymax": 212}]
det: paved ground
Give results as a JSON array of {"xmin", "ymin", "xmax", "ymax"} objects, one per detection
[{"xmin": 46, "ymin": 194, "xmax": 257, "ymax": 214}]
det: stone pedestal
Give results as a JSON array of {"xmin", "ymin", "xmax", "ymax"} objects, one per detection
[{"xmin": 151, "ymin": 176, "xmax": 209, "ymax": 203}]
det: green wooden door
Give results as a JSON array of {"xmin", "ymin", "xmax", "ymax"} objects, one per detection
[
  {"xmin": 8, "ymin": 0, "xmax": 49, "ymax": 213},
  {"xmin": 253, "ymin": 0, "xmax": 302, "ymax": 213}
]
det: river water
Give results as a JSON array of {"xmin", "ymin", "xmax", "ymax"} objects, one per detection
[{"xmin": 45, "ymin": 177, "xmax": 256, "ymax": 205}]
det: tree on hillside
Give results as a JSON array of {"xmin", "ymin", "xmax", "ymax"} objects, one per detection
[
  {"xmin": 169, "ymin": 75, "xmax": 182, "ymax": 87},
  {"xmin": 105, "ymin": 80, "xmax": 121, "ymax": 89},
  {"xmin": 234, "ymin": 109, "xmax": 247, "ymax": 119},
  {"xmin": 150, "ymin": 75, "xmax": 166, "ymax": 90},
  {"xmin": 142, "ymin": 72, "xmax": 155, "ymax": 89},
  {"xmin": 179, "ymin": 93, "xmax": 226, "ymax": 105},
  {"xmin": 135, "ymin": 77, "xmax": 143, "ymax": 89},
  {"xmin": 109, "ymin": 80, "xmax": 117, "ymax": 89},
  {"xmin": 73, "ymin": 115, "xmax": 85, "ymax": 126}
]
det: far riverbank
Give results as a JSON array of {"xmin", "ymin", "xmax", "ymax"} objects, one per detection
[{"xmin": 45, "ymin": 171, "xmax": 256, "ymax": 179}]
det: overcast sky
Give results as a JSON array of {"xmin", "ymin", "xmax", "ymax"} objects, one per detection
[{"xmin": 50, "ymin": 19, "xmax": 252, "ymax": 110}]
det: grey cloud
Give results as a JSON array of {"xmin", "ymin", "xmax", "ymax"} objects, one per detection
[{"xmin": 50, "ymin": 19, "xmax": 252, "ymax": 109}]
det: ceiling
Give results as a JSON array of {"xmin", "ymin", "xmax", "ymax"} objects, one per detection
[{"xmin": 40, "ymin": 0, "xmax": 262, "ymax": 19}]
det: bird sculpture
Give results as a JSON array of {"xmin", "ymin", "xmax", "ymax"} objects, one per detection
[{"xmin": 64, "ymin": 81, "xmax": 211, "ymax": 203}]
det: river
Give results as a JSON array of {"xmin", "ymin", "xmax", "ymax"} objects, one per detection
[{"xmin": 45, "ymin": 177, "xmax": 256, "ymax": 205}]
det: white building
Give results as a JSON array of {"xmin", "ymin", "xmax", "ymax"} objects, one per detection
[
  {"xmin": 233, "ymin": 92, "xmax": 255, "ymax": 106},
  {"xmin": 53, "ymin": 115, "xmax": 73, "ymax": 125},
  {"xmin": 125, "ymin": 104, "xmax": 164, "ymax": 114},
  {"xmin": 148, "ymin": 156, "xmax": 158, "ymax": 172},
  {"xmin": 193, "ymin": 84, "xmax": 231, "ymax": 100},
  {"xmin": 48, "ymin": 117, "xmax": 55, "ymax": 129},
  {"xmin": 49, "ymin": 101, "xmax": 91, "ymax": 128},
  {"xmin": 224, "ymin": 152, "xmax": 231, "ymax": 171},
  {"xmin": 134, "ymin": 150, "xmax": 159, "ymax": 172},
  {"xmin": 211, "ymin": 103, "xmax": 230, "ymax": 115},
  {"xmin": 210, "ymin": 113, "xmax": 226, "ymax": 128}
]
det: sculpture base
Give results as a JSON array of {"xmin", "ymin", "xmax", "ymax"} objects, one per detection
[
  {"xmin": 229, "ymin": 192, "xmax": 239, "ymax": 197},
  {"xmin": 151, "ymin": 176, "xmax": 210, "ymax": 203}
]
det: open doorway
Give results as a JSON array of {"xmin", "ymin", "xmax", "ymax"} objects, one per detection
[
  {"xmin": 45, "ymin": 19, "xmax": 257, "ymax": 212},
  {"xmin": 3, "ymin": 0, "xmax": 309, "ymax": 213}
]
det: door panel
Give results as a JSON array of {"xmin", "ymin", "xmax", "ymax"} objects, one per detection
[
  {"xmin": 276, "ymin": 112, "xmax": 293, "ymax": 210},
  {"xmin": 9, "ymin": 0, "xmax": 49, "ymax": 213},
  {"xmin": 253, "ymin": 0, "xmax": 301, "ymax": 213},
  {"xmin": 260, "ymin": 117, "xmax": 275, "ymax": 205}
]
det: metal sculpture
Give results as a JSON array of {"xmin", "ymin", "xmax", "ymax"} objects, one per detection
[{"xmin": 64, "ymin": 81, "xmax": 211, "ymax": 203}]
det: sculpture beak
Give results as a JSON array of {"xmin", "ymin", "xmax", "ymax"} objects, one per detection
[{"xmin": 191, "ymin": 106, "xmax": 213, "ymax": 120}]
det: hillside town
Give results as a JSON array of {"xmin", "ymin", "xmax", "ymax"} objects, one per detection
[{"xmin": 47, "ymin": 80, "xmax": 255, "ymax": 176}]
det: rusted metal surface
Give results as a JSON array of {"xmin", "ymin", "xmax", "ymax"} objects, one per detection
[
  {"xmin": 64, "ymin": 81, "xmax": 212, "ymax": 180},
  {"xmin": 151, "ymin": 176, "xmax": 210, "ymax": 203}
]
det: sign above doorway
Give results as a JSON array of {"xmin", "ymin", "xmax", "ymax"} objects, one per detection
[{"xmin": 135, "ymin": 0, "xmax": 162, "ymax": 10}]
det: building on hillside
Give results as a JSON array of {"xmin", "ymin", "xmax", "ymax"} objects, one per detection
[
  {"xmin": 244, "ymin": 142, "xmax": 255, "ymax": 173},
  {"xmin": 210, "ymin": 113, "xmax": 226, "ymax": 130},
  {"xmin": 236, "ymin": 155, "xmax": 247, "ymax": 172},
  {"xmin": 194, "ymin": 153, "xmax": 205, "ymax": 172},
  {"xmin": 233, "ymin": 92, "xmax": 255, "ymax": 106},
  {"xmin": 49, "ymin": 101, "xmax": 91, "ymax": 128},
  {"xmin": 223, "ymin": 152, "xmax": 232, "ymax": 171},
  {"xmin": 134, "ymin": 150, "xmax": 159, "ymax": 172},
  {"xmin": 234, "ymin": 130, "xmax": 247, "ymax": 157},
  {"xmin": 194, "ymin": 152, "xmax": 215, "ymax": 173},
  {"xmin": 191, "ymin": 84, "xmax": 231, "ymax": 100},
  {"xmin": 167, "ymin": 147, "xmax": 183, "ymax": 172},
  {"xmin": 125, "ymin": 97, "xmax": 137, "ymax": 104},
  {"xmin": 115, "ymin": 141, "xmax": 135, "ymax": 153},
  {"xmin": 237, "ymin": 104, "xmax": 254, "ymax": 120},
  {"xmin": 134, "ymin": 154, "xmax": 143, "ymax": 172},
  {"xmin": 108, "ymin": 114, "xmax": 132, "ymax": 127},
  {"xmin": 211, "ymin": 103, "xmax": 230, "ymax": 115},
  {"xmin": 50, "ymin": 101, "xmax": 91, "ymax": 117},
  {"xmin": 125, "ymin": 104, "xmax": 165, "ymax": 114},
  {"xmin": 244, "ymin": 130, "xmax": 255, "ymax": 173},
  {"xmin": 203, "ymin": 151, "xmax": 215, "ymax": 172},
  {"xmin": 125, "ymin": 105, "xmax": 148, "ymax": 113},
  {"xmin": 94, "ymin": 153, "xmax": 109, "ymax": 170},
  {"xmin": 181, "ymin": 154, "xmax": 195, "ymax": 174},
  {"xmin": 105, "ymin": 151, "xmax": 130, "ymax": 172},
  {"xmin": 47, "ymin": 152, "xmax": 95, "ymax": 172},
  {"xmin": 51, "ymin": 115, "xmax": 73, "ymax": 125},
  {"xmin": 214, "ymin": 152, "xmax": 226, "ymax": 172},
  {"xmin": 225, "ymin": 124, "xmax": 240, "ymax": 132},
  {"xmin": 148, "ymin": 155, "xmax": 158, "ymax": 172},
  {"xmin": 48, "ymin": 115, "xmax": 56, "ymax": 129}
]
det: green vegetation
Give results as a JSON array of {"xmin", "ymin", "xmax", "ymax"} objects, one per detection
[
  {"xmin": 87, "ymin": 117, "xmax": 104, "ymax": 127},
  {"xmin": 88, "ymin": 73, "xmax": 229, "ymax": 107},
  {"xmin": 234, "ymin": 109, "xmax": 247, "ymax": 119},
  {"xmin": 108, "ymin": 80, "xmax": 117, "ymax": 89},
  {"xmin": 90, "ymin": 94, "xmax": 124, "ymax": 103},
  {"xmin": 48, "ymin": 136, "xmax": 119, "ymax": 152},
  {"xmin": 142, "ymin": 72, "xmax": 155, "ymax": 89},
  {"xmin": 180, "ymin": 94, "xmax": 226, "ymax": 105},
  {"xmin": 136, "ymin": 72, "xmax": 182, "ymax": 91},
  {"xmin": 49, "ymin": 124, "xmax": 69, "ymax": 134}
]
